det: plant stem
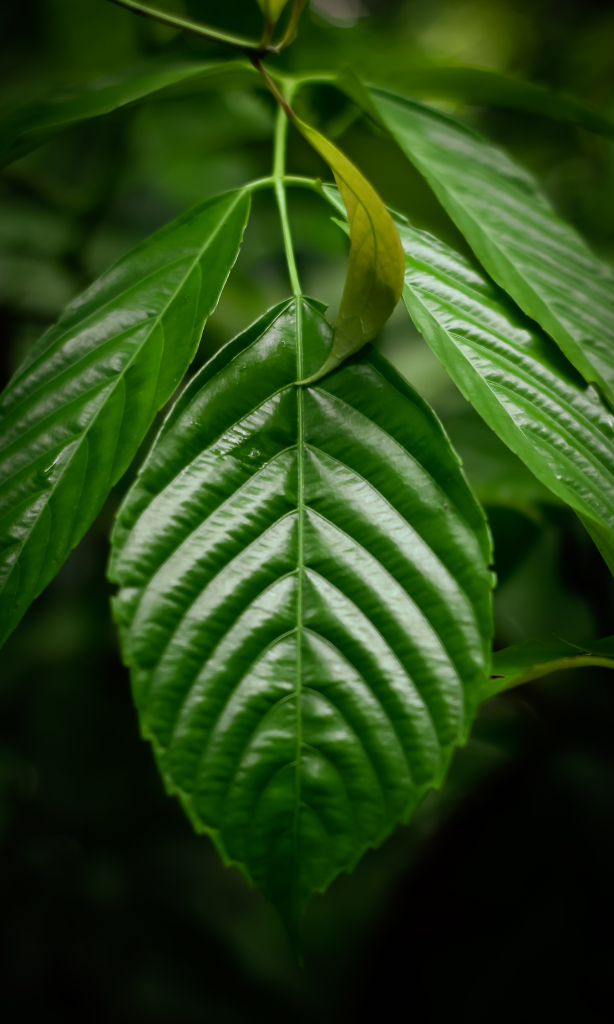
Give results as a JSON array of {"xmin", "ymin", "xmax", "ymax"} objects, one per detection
[
  {"xmin": 272, "ymin": 85, "xmax": 301, "ymax": 298},
  {"xmin": 106, "ymin": 0, "xmax": 272, "ymax": 54},
  {"xmin": 248, "ymin": 175, "xmax": 326, "ymax": 198},
  {"xmin": 106, "ymin": 0, "xmax": 309, "ymax": 54}
]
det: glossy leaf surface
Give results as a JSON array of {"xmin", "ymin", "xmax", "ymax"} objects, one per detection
[
  {"xmin": 294, "ymin": 119, "xmax": 404, "ymax": 383},
  {"xmin": 371, "ymin": 88, "xmax": 614, "ymax": 406},
  {"xmin": 397, "ymin": 215, "xmax": 614, "ymax": 564},
  {"xmin": 0, "ymin": 188, "xmax": 250, "ymax": 648},
  {"xmin": 0, "ymin": 60, "xmax": 258, "ymax": 167},
  {"xmin": 483, "ymin": 637, "xmax": 614, "ymax": 701},
  {"xmin": 109, "ymin": 297, "xmax": 493, "ymax": 926}
]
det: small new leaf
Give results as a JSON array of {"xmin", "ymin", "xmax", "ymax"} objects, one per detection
[{"xmin": 293, "ymin": 119, "xmax": 405, "ymax": 384}]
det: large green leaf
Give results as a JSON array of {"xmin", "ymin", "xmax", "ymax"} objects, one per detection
[
  {"xmin": 483, "ymin": 637, "xmax": 614, "ymax": 701},
  {"xmin": 370, "ymin": 88, "xmax": 614, "ymax": 407},
  {"xmin": 0, "ymin": 188, "xmax": 250, "ymax": 648},
  {"xmin": 0, "ymin": 59, "xmax": 258, "ymax": 168},
  {"xmin": 396, "ymin": 214, "xmax": 614, "ymax": 569},
  {"xmin": 109, "ymin": 297, "xmax": 493, "ymax": 929}
]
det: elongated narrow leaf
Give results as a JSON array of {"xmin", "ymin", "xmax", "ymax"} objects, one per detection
[
  {"xmin": 294, "ymin": 120, "xmax": 404, "ymax": 383},
  {"xmin": 370, "ymin": 88, "xmax": 614, "ymax": 406},
  {"xmin": 109, "ymin": 297, "xmax": 493, "ymax": 929},
  {"xmin": 0, "ymin": 59, "xmax": 258, "ymax": 167},
  {"xmin": 0, "ymin": 188, "xmax": 250, "ymax": 648},
  {"xmin": 374, "ymin": 64, "xmax": 614, "ymax": 140},
  {"xmin": 483, "ymin": 637, "xmax": 614, "ymax": 701},
  {"xmin": 396, "ymin": 215, "xmax": 614, "ymax": 567}
]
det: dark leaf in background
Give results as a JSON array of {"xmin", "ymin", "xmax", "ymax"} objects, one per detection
[
  {"xmin": 0, "ymin": 59, "xmax": 259, "ymax": 169},
  {"xmin": 376, "ymin": 63, "xmax": 614, "ymax": 140}
]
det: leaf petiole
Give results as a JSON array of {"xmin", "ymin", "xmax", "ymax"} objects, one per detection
[
  {"xmin": 272, "ymin": 87, "xmax": 302, "ymax": 299},
  {"xmin": 247, "ymin": 175, "xmax": 326, "ymax": 196}
]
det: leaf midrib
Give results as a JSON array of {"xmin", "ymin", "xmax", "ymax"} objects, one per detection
[
  {"xmin": 293, "ymin": 295, "xmax": 305, "ymax": 914},
  {"xmin": 140, "ymin": 466, "xmax": 458, "ymax": 774},
  {"xmin": 127, "ymin": 378, "xmax": 483, "ymax": 704}
]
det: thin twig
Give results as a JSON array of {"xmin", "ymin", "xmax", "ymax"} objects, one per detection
[{"xmin": 106, "ymin": 0, "xmax": 275, "ymax": 55}]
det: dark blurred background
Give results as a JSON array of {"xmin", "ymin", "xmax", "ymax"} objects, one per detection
[{"xmin": 2, "ymin": 1, "xmax": 614, "ymax": 1020}]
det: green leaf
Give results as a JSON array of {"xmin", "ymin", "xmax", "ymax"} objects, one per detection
[
  {"xmin": 483, "ymin": 637, "xmax": 614, "ymax": 701},
  {"xmin": 293, "ymin": 120, "xmax": 405, "ymax": 384},
  {"xmin": 373, "ymin": 64, "xmax": 614, "ymax": 141},
  {"xmin": 0, "ymin": 188, "xmax": 250, "ymax": 649},
  {"xmin": 395, "ymin": 213, "xmax": 614, "ymax": 556},
  {"xmin": 109, "ymin": 297, "xmax": 493, "ymax": 930},
  {"xmin": 370, "ymin": 88, "xmax": 614, "ymax": 407},
  {"xmin": 0, "ymin": 59, "xmax": 258, "ymax": 168}
]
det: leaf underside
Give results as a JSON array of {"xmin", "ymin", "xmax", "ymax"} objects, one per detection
[
  {"xmin": 0, "ymin": 188, "xmax": 250, "ymax": 648},
  {"xmin": 396, "ymin": 217, "xmax": 614, "ymax": 559},
  {"xmin": 109, "ymin": 297, "xmax": 493, "ymax": 927},
  {"xmin": 371, "ymin": 88, "xmax": 614, "ymax": 407}
]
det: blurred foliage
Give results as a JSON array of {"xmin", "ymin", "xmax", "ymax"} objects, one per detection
[{"xmin": 2, "ymin": 0, "xmax": 614, "ymax": 1019}]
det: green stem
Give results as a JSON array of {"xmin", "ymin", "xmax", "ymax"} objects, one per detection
[
  {"xmin": 284, "ymin": 175, "xmax": 328, "ymax": 198},
  {"xmin": 269, "ymin": 79, "xmax": 305, "ymax": 923},
  {"xmin": 272, "ymin": 86, "xmax": 301, "ymax": 298},
  {"xmin": 248, "ymin": 175, "xmax": 325, "ymax": 194},
  {"xmin": 107, "ymin": 0, "xmax": 311, "ymax": 54},
  {"xmin": 106, "ymin": 0, "xmax": 270, "ymax": 53}
]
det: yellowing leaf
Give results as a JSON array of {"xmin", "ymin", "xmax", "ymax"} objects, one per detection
[
  {"xmin": 255, "ymin": 0, "xmax": 290, "ymax": 23},
  {"xmin": 294, "ymin": 117, "xmax": 405, "ymax": 384}
]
